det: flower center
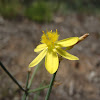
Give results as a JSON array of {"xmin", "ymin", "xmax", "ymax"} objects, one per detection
[{"xmin": 41, "ymin": 30, "xmax": 59, "ymax": 49}]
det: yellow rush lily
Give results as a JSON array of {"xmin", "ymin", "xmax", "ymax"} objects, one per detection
[{"xmin": 29, "ymin": 30, "xmax": 79, "ymax": 74}]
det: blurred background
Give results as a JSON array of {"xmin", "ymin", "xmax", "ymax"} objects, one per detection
[{"xmin": 0, "ymin": 0, "xmax": 100, "ymax": 100}]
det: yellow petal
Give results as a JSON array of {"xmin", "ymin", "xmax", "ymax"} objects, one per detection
[
  {"xmin": 56, "ymin": 48, "xmax": 79, "ymax": 60},
  {"xmin": 55, "ymin": 37, "xmax": 79, "ymax": 47},
  {"xmin": 29, "ymin": 49, "xmax": 47, "ymax": 67},
  {"xmin": 45, "ymin": 50, "xmax": 59, "ymax": 74},
  {"xmin": 34, "ymin": 44, "xmax": 47, "ymax": 52}
]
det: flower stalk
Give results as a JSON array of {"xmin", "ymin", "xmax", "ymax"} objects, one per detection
[{"xmin": 45, "ymin": 71, "xmax": 57, "ymax": 100}]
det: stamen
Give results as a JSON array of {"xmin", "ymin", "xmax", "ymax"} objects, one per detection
[{"xmin": 41, "ymin": 30, "xmax": 59, "ymax": 46}]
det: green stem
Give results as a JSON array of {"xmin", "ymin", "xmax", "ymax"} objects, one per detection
[
  {"xmin": 26, "ymin": 71, "xmax": 30, "ymax": 90},
  {"xmin": 22, "ymin": 58, "xmax": 44, "ymax": 100},
  {"xmin": 22, "ymin": 94, "xmax": 27, "ymax": 100},
  {"xmin": 0, "ymin": 61, "xmax": 25, "ymax": 92},
  {"xmin": 33, "ymin": 82, "xmax": 44, "ymax": 100},
  {"xmin": 28, "ymin": 59, "xmax": 44, "ymax": 89},
  {"xmin": 28, "ymin": 85, "xmax": 50, "ymax": 93},
  {"xmin": 22, "ymin": 71, "xmax": 31, "ymax": 100},
  {"xmin": 45, "ymin": 71, "xmax": 57, "ymax": 100}
]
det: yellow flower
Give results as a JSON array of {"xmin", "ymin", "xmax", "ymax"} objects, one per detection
[{"xmin": 29, "ymin": 30, "xmax": 79, "ymax": 74}]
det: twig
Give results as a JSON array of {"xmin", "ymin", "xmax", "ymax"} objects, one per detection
[{"xmin": 0, "ymin": 61, "xmax": 25, "ymax": 92}]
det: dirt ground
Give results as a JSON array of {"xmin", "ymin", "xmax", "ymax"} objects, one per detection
[{"xmin": 0, "ymin": 13, "xmax": 100, "ymax": 100}]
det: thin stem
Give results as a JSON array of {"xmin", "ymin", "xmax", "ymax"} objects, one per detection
[
  {"xmin": 0, "ymin": 61, "xmax": 25, "ymax": 92},
  {"xmin": 22, "ymin": 94, "xmax": 27, "ymax": 100},
  {"xmin": 22, "ymin": 58, "xmax": 44, "ymax": 100},
  {"xmin": 28, "ymin": 59, "xmax": 44, "ymax": 89},
  {"xmin": 22, "ymin": 71, "xmax": 31, "ymax": 100},
  {"xmin": 28, "ymin": 85, "xmax": 50, "ymax": 93},
  {"xmin": 33, "ymin": 82, "xmax": 44, "ymax": 100},
  {"xmin": 26, "ymin": 71, "xmax": 30, "ymax": 90},
  {"xmin": 45, "ymin": 71, "xmax": 57, "ymax": 100}
]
